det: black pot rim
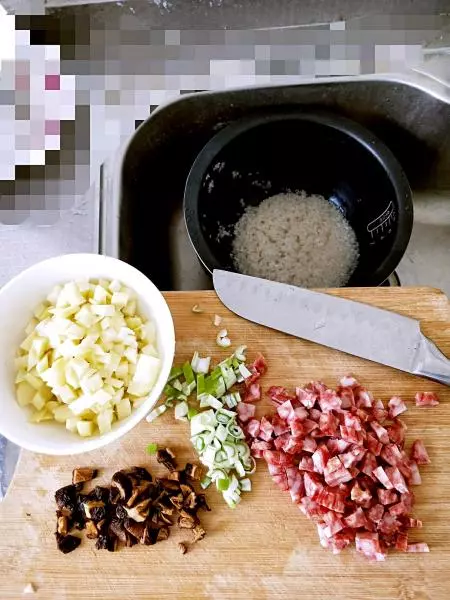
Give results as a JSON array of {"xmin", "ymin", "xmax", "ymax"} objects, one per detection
[{"xmin": 184, "ymin": 109, "xmax": 413, "ymax": 287}]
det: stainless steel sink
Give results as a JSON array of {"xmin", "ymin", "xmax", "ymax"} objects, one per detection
[{"xmin": 99, "ymin": 70, "xmax": 450, "ymax": 294}]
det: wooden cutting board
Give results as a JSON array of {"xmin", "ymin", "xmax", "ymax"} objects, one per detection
[{"xmin": 1, "ymin": 288, "xmax": 450, "ymax": 600}]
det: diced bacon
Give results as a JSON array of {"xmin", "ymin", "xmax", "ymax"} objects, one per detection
[
  {"xmin": 251, "ymin": 448, "xmax": 264, "ymax": 459},
  {"xmin": 272, "ymin": 473, "xmax": 289, "ymax": 491},
  {"xmin": 293, "ymin": 406, "xmax": 308, "ymax": 420},
  {"xmin": 415, "ymin": 392, "xmax": 439, "ymax": 407},
  {"xmin": 377, "ymin": 488, "xmax": 398, "ymax": 505},
  {"xmin": 271, "ymin": 414, "xmax": 290, "ymax": 436},
  {"xmin": 380, "ymin": 443, "xmax": 403, "ymax": 466},
  {"xmin": 327, "ymin": 438, "xmax": 350, "ymax": 455},
  {"xmin": 267, "ymin": 463, "xmax": 283, "ymax": 476},
  {"xmin": 282, "ymin": 436, "xmax": 304, "ymax": 455},
  {"xmin": 355, "ymin": 387, "xmax": 373, "ymax": 408},
  {"xmin": 258, "ymin": 416, "xmax": 274, "ymax": 441},
  {"xmin": 319, "ymin": 412, "xmax": 339, "ymax": 436},
  {"xmin": 286, "ymin": 467, "xmax": 304, "ymax": 503},
  {"xmin": 340, "ymin": 425, "xmax": 366, "ymax": 445},
  {"xmin": 411, "ymin": 439, "xmax": 431, "ymax": 465},
  {"xmin": 302, "ymin": 436, "xmax": 317, "ymax": 453},
  {"xmin": 388, "ymin": 396, "xmax": 407, "ymax": 418},
  {"xmin": 389, "ymin": 501, "xmax": 407, "ymax": 517},
  {"xmin": 296, "ymin": 387, "xmax": 317, "ymax": 409},
  {"xmin": 243, "ymin": 383, "xmax": 261, "ymax": 403},
  {"xmin": 309, "ymin": 408, "xmax": 322, "ymax": 422},
  {"xmin": 329, "ymin": 530, "xmax": 355, "ymax": 553},
  {"xmin": 344, "ymin": 507, "xmax": 368, "ymax": 529},
  {"xmin": 350, "ymin": 481, "xmax": 372, "ymax": 505},
  {"xmin": 236, "ymin": 401, "xmax": 256, "ymax": 422},
  {"xmin": 263, "ymin": 450, "xmax": 293, "ymax": 466},
  {"xmin": 319, "ymin": 389, "xmax": 342, "ymax": 413},
  {"xmin": 361, "ymin": 453, "xmax": 378, "ymax": 479},
  {"xmin": 312, "ymin": 446, "xmax": 330, "ymax": 474},
  {"xmin": 370, "ymin": 421, "xmax": 390, "ymax": 444},
  {"xmin": 355, "ymin": 532, "xmax": 385, "ymax": 561},
  {"xmin": 372, "ymin": 406, "xmax": 389, "ymax": 422},
  {"xmin": 302, "ymin": 419, "xmax": 319, "ymax": 435},
  {"xmin": 304, "ymin": 472, "xmax": 323, "ymax": 500},
  {"xmin": 322, "ymin": 512, "xmax": 345, "ymax": 537},
  {"xmin": 274, "ymin": 433, "xmax": 291, "ymax": 450},
  {"xmin": 339, "ymin": 375, "xmax": 359, "ymax": 388},
  {"xmin": 367, "ymin": 434, "xmax": 383, "ymax": 456},
  {"xmin": 251, "ymin": 439, "xmax": 272, "ymax": 453},
  {"xmin": 339, "ymin": 446, "xmax": 366, "ymax": 468},
  {"xmin": 344, "ymin": 413, "xmax": 362, "ymax": 431},
  {"xmin": 251, "ymin": 353, "xmax": 267, "ymax": 375},
  {"xmin": 378, "ymin": 513, "xmax": 400, "ymax": 535},
  {"xmin": 267, "ymin": 386, "xmax": 296, "ymax": 405},
  {"xmin": 353, "ymin": 408, "xmax": 370, "ymax": 423},
  {"xmin": 387, "ymin": 420, "xmax": 407, "ymax": 447},
  {"xmin": 406, "ymin": 543, "xmax": 429, "ymax": 553},
  {"xmin": 385, "ymin": 466, "xmax": 408, "ymax": 494},
  {"xmin": 246, "ymin": 418, "xmax": 260, "ymax": 438},
  {"xmin": 296, "ymin": 456, "xmax": 314, "ymax": 472},
  {"xmin": 395, "ymin": 532, "xmax": 408, "ymax": 552},
  {"xmin": 367, "ymin": 504, "xmax": 384, "ymax": 523},
  {"xmin": 290, "ymin": 418, "xmax": 305, "ymax": 437},
  {"xmin": 277, "ymin": 400, "xmax": 296, "ymax": 422},
  {"xmin": 408, "ymin": 460, "xmax": 422, "ymax": 485},
  {"xmin": 400, "ymin": 492, "xmax": 414, "ymax": 512},
  {"xmin": 373, "ymin": 466, "xmax": 394, "ymax": 489},
  {"xmin": 338, "ymin": 386, "xmax": 355, "ymax": 409},
  {"xmin": 324, "ymin": 461, "xmax": 353, "ymax": 487},
  {"xmin": 315, "ymin": 488, "xmax": 346, "ymax": 513}
]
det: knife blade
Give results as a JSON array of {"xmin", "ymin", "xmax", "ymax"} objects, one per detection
[{"xmin": 213, "ymin": 270, "xmax": 450, "ymax": 387}]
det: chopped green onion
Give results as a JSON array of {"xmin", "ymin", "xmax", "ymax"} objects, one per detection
[
  {"xmin": 168, "ymin": 366, "xmax": 183, "ymax": 381},
  {"xmin": 200, "ymin": 476, "xmax": 212, "ymax": 489},
  {"xmin": 234, "ymin": 345, "xmax": 247, "ymax": 362},
  {"xmin": 216, "ymin": 328, "xmax": 231, "ymax": 348},
  {"xmin": 191, "ymin": 351, "xmax": 211, "ymax": 374},
  {"xmin": 174, "ymin": 401, "xmax": 189, "ymax": 420},
  {"xmin": 146, "ymin": 443, "xmax": 158, "ymax": 455},
  {"xmin": 182, "ymin": 361, "xmax": 195, "ymax": 385},
  {"xmin": 165, "ymin": 397, "xmax": 175, "ymax": 408},
  {"xmin": 216, "ymin": 477, "xmax": 230, "ymax": 491},
  {"xmin": 196, "ymin": 373, "xmax": 205, "ymax": 397},
  {"xmin": 187, "ymin": 407, "xmax": 198, "ymax": 420},
  {"xmin": 172, "ymin": 378, "xmax": 183, "ymax": 392},
  {"xmin": 238, "ymin": 363, "xmax": 252, "ymax": 379},
  {"xmin": 146, "ymin": 404, "xmax": 167, "ymax": 422},
  {"xmin": 240, "ymin": 478, "xmax": 252, "ymax": 492}
]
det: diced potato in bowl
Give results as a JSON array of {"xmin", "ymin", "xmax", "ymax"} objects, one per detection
[{"xmin": 0, "ymin": 254, "xmax": 175, "ymax": 455}]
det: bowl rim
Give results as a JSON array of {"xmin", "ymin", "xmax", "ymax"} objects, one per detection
[
  {"xmin": 183, "ymin": 109, "xmax": 414, "ymax": 287},
  {"xmin": 0, "ymin": 253, "xmax": 175, "ymax": 455}
]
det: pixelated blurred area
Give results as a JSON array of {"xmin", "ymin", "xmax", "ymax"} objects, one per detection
[{"xmin": 0, "ymin": 4, "xmax": 448, "ymax": 281}]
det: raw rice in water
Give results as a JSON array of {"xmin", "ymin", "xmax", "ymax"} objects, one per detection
[{"xmin": 232, "ymin": 192, "xmax": 359, "ymax": 288}]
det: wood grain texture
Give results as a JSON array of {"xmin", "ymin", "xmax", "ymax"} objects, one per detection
[{"xmin": 1, "ymin": 288, "xmax": 450, "ymax": 600}]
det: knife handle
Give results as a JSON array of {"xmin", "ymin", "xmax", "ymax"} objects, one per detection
[{"xmin": 413, "ymin": 334, "xmax": 450, "ymax": 387}]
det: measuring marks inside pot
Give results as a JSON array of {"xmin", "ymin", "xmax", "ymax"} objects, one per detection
[{"xmin": 367, "ymin": 201, "xmax": 396, "ymax": 244}]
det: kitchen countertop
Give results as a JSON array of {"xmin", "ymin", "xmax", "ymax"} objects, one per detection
[{"xmin": 0, "ymin": 4, "xmax": 449, "ymax": 497}]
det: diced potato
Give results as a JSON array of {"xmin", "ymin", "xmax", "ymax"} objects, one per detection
[
  {"xmin": 109, "ymin": 279, "xmax": 122, "ymax": 293},
  {"xmin": 111, "ymin": 292, "xmax": 128, "ymax": 307},
  {"xmin": 109, "ymin": 377, "xmax": 124, "ymax": 389},
  {"xmin": 20, "ymin": 332, "xmax": 35, "ymax": 353},
  {"xmin": 15, "ymin": 355, "xmax": 29, "ymax": 370},
  {"xmin": 116, "ymin": 398, "xmax": 132, "ymax": 421},
  {"xmin": 47, "ymin": 284, "xmax": 62, "ymax": 304},
  {"xmin": 131, "ymin": 396, "xmax": 147, "ymax": 408},
  {"xmin": 80, "ymin": 372, "xmax": 102, "ymax": 395},
  {"xmin": 97, "ymin": 409, "xmax": 113, "ymax": 434},
  {"xmin": 54, "ymin": 384, "xmax": 76, "ymax": 404},
  {"xmin": 74, "ymin": 304, "xmax": 96, "ymax": 328},
  {"xmin": 25, "ymin": 317, "xmax": 39, "ymax": 336},
  {"xmin": 62, "ymin": 281, "xmax": 84, "ymax": 307},
  {"xmin": 124, "ymin": 347, "xmax": 137, "ymax": 364},
  {"xmin": 91, "ymin": 304, "xmax": 115, "ymax": 318},
  {"xmin": 29, "ymin": 408, "xmax": 53, "ymax": 423},
  {"xmin": 16, "ymin": 381, "xmax": 36, "ymax": 407},
  {"xmin": 54, "ymin": 405, "xmax": 73, "ymax": 422},
  {"xmin": 32, "ymin": 392, "xmax": 47, "ymax": 410},
  {"xmin": 46, "ymin": 400, "xmax": 59, "ymax": 413},
  {"xmin": 76, "ymin": 420, "xmax": 95, "ymax": 437},
  {"xmin": 24, "ymin": 371, "xmax": 45, "ymax": 390},
  {"xmin": 15, "ymin": 370, "xmax": 26, "ymax": 384},
  {"xmin": 124, "ymin": 300, "xmax": 136, "ymax": 317},
  {"xmin": 112, "ymin": 388, "xmax": 125, "ymax": 404},
  {"xmin": 36, "ymin": 355, "xmax": 49, "ymax": 374},
  {"xmin": 66, "ymin": 417, "xmax": 79, "ymax": 432},
  {"xmin": 141, "ymin": 343, "xmax": 159, "ymax": 357}
]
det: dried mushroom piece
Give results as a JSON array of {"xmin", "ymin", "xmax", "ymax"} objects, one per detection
[
  {"xmin": 183, "ymin": 463, "xmax": 200, "ymax": 481},
  {"xmin": 156, "ymin": 448, "xmax": 177, "ymax": 472},
  {"xmin": 55, "ymin": 533, "xmax": 81, "ymax": 554},
  {"xmin": 72, "ymin": 468, "xmax": 97, "ymax": 485},
  {"xmin": 54, "ymin": 454, "xmax": 208, "ymax": 555},
  {"xmin": 178, "ymin": 542, "xmax": 188, "ymax": 555}
]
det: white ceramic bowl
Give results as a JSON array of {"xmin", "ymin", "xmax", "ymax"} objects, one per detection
[{"xmin": 0, "ymin": 254, "xmax": 175, "ymax": 455}]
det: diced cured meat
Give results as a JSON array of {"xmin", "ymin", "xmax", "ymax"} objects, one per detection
[
  {"xmin": 319, "ymin": 389, "xmax": 342, "ymax": 413},
  {"xmin": 406, "ymin": 543, "xmax": 429, "ymax": 553},
  {"xmin": 415, "ymin": 392, "xmax": 439, "ymax": 407},
  {"xmin": 258, "ymin": 416, "xmax": 274, "ymax": 441},
  {"xmin": 355, "ymin": 532, "xmax": 385, "ymax": 561},
  {"xmin": 246, "ymin": 419, "xmax": 260, "ymax": 438},
  {"xmin": 236, "ymin": 402, "xmax": 256, "ymax": 422},
  {"xmin": 243, "ymin": 383, "xmax": 261, "ymax": 403},
  {"xmin": 411, "ymin": 440, "xmax": 431, "ymax": 465},
  {"xmin": 408, "ymin": 461, "xmax": 422, "ymax": 485},
  {"xmin": 251, "ymin": 353, "xmax": 267, "ymax": 376},
  {"xmin": 296, "ymin": 387, "xmax": 317, "ymax": 409},
  {"xmin": 271, "ymin": 414, "xmax": 290, "ymax": 436},
  {"xmin": 277, "ymin": 400, "xmax": 296, "ymax": 422},
  {"xmin": 388, "ymin": 396, "xmax": 407, "ymax": 418},
  {"xmin": 340, "ymin": 375, "xmax": 359, "ymax": 388},
  {"xmin": 254, "ymin": 374, "xmax": 430, "ymax": 560},
  {"xmin": 370, "ymin": 421, "xmax": 390, "ymax": 444},
  {"xmin": 319, "ymin": 413, "xmax": 339, "ymax": 436},
  {"xmin": 312, "ymin": 447, "xmax": 330, "ymax": 474},
  {"xmin": 373, "ymin": 466, "xmax": 394, "ymax": 490},
  {"xmin": 385, "ymin": 467, "xmax": 408, "ymax": 494},
  {"xmin": 377, "ymin": 489, "xmax": 398, "ymax": 505}
]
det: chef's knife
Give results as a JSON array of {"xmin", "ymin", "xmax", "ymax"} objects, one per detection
[{"xmin": 213, "ymin": 270, "xmax": 450, "ymax": 387}]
